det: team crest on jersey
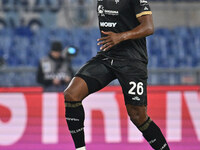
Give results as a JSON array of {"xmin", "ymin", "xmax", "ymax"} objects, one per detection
[
  {"xmin": 98, "ymin": 4, "xmax": 119, "ymax": 16},
  {"xmin": 140, "ymin": 0, "xmax": 148, "ymax": 5},
  {"xmin": 98, "ymin": 5, "xmax": 105, "ymax": 16}
]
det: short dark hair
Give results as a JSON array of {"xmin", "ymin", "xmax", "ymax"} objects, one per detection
[{"xmin": 51, "ymin": 41, "xmax": 63, "ymax": 52}]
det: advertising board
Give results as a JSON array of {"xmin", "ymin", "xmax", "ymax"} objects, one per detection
[{"xmin": 0, "ymin": 86, "xmax": 200, "ymax": 150}]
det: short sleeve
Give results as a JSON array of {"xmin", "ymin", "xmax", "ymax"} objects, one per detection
[{"xmin": 132, "ymin": 0, "xmax": 152, "ymax": 18}]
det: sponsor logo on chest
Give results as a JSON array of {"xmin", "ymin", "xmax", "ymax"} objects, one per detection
[
  {"xmin": 98, "ymin": 5, "xmax": 119, "ymax": 16},
  {"xmin": 100, "ymin": 22, "xmax": 117, "ymax": 28}
]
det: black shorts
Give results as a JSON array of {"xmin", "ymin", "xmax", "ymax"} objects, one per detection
[{"xmin": 75, "ymin": 55, "xmax": 148, "ymax": 106}]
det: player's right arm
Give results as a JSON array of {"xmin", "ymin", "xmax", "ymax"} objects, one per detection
[
  {"xmin": 120, "ymin": 14, "xmax": 154, "ymax": 41},
  {"xmin": 121, "ymin": 0, "xmax": 154, "ymax": 40}
]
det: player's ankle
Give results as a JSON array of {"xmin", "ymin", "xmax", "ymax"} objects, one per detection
[{"xmin": 76, "ymin": 146, "xmax": 86, "ymax": 150}]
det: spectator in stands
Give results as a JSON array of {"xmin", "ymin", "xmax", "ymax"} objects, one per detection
[{"xmin": 37, "ymin": 41, "xmax": 72, "ymax": 91}]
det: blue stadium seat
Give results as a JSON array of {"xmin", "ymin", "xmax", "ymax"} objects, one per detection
[
  {"xmin": 147, "ymin": 35, "xmax": 161, "ymax": 56},
  {"xmin": 27, "ymin": 39, "xmax": 50, "ymax": 66},
  {"xmin": 14, "ymin": 26, "xmax": 33, "ymax": 37},
  {"xmin": 32, "ymin": 28, "xmax": 50, "ymax": 43},
  {"xmin": 190, "ymin": 27, "xmax": 200, "ymax": 38},
  {"xmin": 155, "ymin": 28, "xmax": 171, "ymax": 37},
  {"xmin": 49, "ymin": 28, "xmax": 74, "ymax": 46},
  {"xmin": 168, "ymin": 56, "xmax": 177, "ymax": 68},
  {"xmin": 9, "ymin": 36, "xmax": 30, "ymax": 66},
  {"xmin": 0, "ymin": 36, "xmax": 12, "ymax": 61},
  {"xmin": 71, "ymin": 28, "xmax": 93, "ymax": 61},
  {"xmin": 0, "ymin": 28, "xmax": 13, "ymax": 36},
  {"xmin": 173, "ymin": 27, "xmax": 190, "ymax": 39},
  {"xmin": 148, "ymin": 55, "xmax": 159, "ymax": 68}
]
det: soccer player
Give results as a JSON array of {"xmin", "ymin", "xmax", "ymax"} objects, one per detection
[{"xmin": 64, "ymin": 0, "xmax": 170, "ymax": 150}]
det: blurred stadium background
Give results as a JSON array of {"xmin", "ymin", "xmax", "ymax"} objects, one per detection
[{"xmin": 0, "ymin": 0, "xmax": 200, "ymax": 150}]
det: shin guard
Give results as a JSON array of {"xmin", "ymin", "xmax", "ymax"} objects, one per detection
[
  {"xmin": 138, "ymin": 117, "xmax": 170, "ymax": 150},
  {"xmin": 65, "ymin": 101, "xmax": 85, "ymax": 149}
]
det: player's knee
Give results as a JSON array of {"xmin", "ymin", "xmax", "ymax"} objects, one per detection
[
  {"xmin": 64, "ymin": 89, "xmax": 79, "ymax": 102},
  {"xmin": 126, "ymin": 105, "xmax": 147, "ymax": 126},
  {"xmin": 127, "ymin": 109, "xmax": 147, "ymax": 127},
  {"xmin": 128, "ymin": 111, "xmax": 141, "ymax": 126}
]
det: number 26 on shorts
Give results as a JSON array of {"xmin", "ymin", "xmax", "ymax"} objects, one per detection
[{"xmin": 128, "ymin": 81, "xmax": 144, "ymax": 95}]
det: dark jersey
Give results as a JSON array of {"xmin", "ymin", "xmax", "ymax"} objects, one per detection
[{"xmin": 97, "ymin": 0, "xmax": 152, "ymax": 64}]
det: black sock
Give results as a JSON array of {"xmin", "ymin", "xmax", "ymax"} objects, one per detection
[
  {"xmin": 65, "ymin": 101, "xmax": 85, "ymax": 149},
  {"xmin": 138, "ymin": 117, "xmax": 170, "ymax": 150}
]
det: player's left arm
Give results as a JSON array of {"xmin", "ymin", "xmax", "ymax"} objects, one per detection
[{"xmin": 97, "ymin": 14, "xmax": 154, "ymax": 51}]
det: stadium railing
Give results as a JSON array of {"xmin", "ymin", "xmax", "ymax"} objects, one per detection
[{"xmin": 0, "ymin": 67, "xmax": 200, "ymax": 87}]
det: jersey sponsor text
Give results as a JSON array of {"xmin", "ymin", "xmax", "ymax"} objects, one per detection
[{"xmin": 100, "ymin": 22, "xmax": 117, "ymax": 27}]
